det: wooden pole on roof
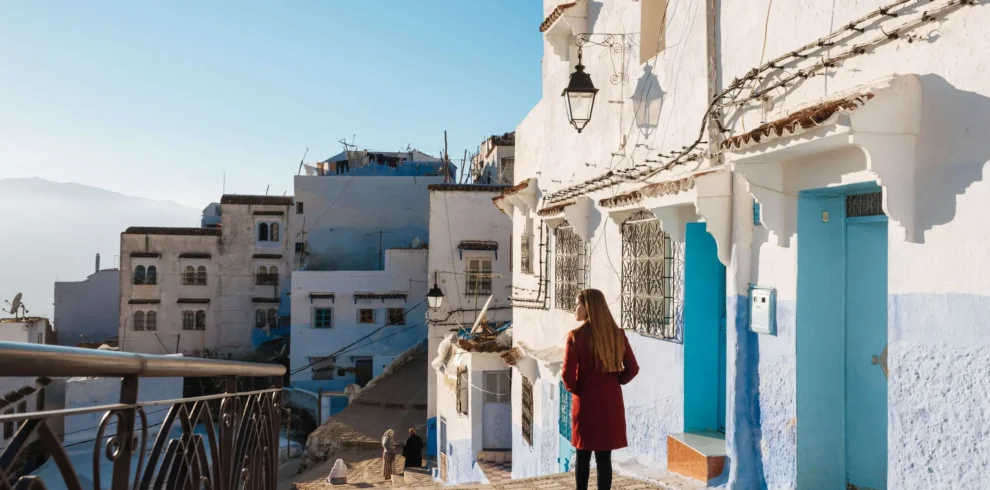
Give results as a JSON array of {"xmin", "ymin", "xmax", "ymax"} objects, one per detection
[{"xmin": 444, "ymin": 130, "xmax": 449, "ymax": 183}]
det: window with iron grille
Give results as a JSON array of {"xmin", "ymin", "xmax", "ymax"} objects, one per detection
[
  {"xmin": 521, "ymin": 376, "xmax": 534, "ymax": 446},
  {"xmin": 846, "ymin": 191, "xmax": 884, "ymax": 218},
  {"xmin": 256, "ymin": 265, "xmax": 279, "ymax": 285},
  {"xmin": 313, "ymin": 308, "xmax": 333, "ymax": 328},
  {"xmin": 182, "ymin": 310, "xmax": 195, "ymax": 330},
  {"xmin": 183, "ymin": 266, "xmax": 207, "ymax": 285},
  {"xmin": 520, "ymin": 232, "xmax": 533, "ymax": 274},
  {"xmin": 358, "ymin": 309, "xmax": 375, "ymax": 324},
  {"xmin": 620, "ymin": 211, "xmax": 684, "ymax": 341},
  {"xmin": 195, "ymin": 310, "xmax": 206, "ymax": 330},
  {"xmin": 133, "ymin": 311, "xmax": 145, "ymax": 331},
  {"xmin": 387, "ymin": 308, "xmax": 405, "ymax": 325},
  {"xmin": 456, "ymin": 368, "xmax": 469, "ymax": 415},
  {"xmin": 466, "ymin": 258, "xmax": 493, "ymax": 296},
  {"xmin": 146, "ymin": 311, "xmax": 157, "ymax": 331},
  {"xmin": 483, "ymin": 371, "xmax": 510, "ymax": 403},
  {"xmin": 554, "ymin": 222, "xmax": 586, "ymax": 312},
  {"xmin": 310, "ymin": 356, "xmax": 334, "ymax": 380}
]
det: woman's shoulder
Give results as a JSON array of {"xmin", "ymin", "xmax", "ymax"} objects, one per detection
[{"xmin": 568, "ymin": 324, "xmax": 589, "ymax": 341}]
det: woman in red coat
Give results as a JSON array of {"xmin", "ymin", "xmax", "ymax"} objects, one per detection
[{"xmin": 562, "ymin": 288, "xmax": 639, "ymax": 490}]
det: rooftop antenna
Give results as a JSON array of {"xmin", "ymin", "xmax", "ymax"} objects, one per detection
[
  {"xmin": 296, "ymin": 147, "xmax": 310, "ymax": 176},
  {"xmin": 265, "ymin": 185, "xmax": 270, "ymax": 196}
]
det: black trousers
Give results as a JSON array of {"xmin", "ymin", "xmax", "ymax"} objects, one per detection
[{"xmin": 575, "ymin": 450, "xmax": 612, "ymax": 490}]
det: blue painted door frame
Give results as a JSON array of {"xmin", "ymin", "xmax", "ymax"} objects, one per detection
[
  {"xmin": 683, "ymin": 222, "xmax": 727, "ymax": 433},
  {"xmin": 796, "ymin": 184, "xmax": 888, "ymax": 489}
]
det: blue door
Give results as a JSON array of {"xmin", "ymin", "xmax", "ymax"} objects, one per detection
[
  {"xmin": 844, "ymin": 216, "xmax": 888, "ymax": 489},
  {"xmin": 717, "ymin": 283, "xmax": 727, "ymax": 433}
]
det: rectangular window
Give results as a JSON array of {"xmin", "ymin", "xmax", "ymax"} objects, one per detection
[
  {"xmin": 296, "ymin": 202, "xmax": 304, "ymax": 214},
  {"xmin": 554, "ymin": 222, "xmax": 586, "ymax": 312},
  {"xmin": 520, "ymin": 233, "xmax": 533, "ymax": 274},
  {"xmin": 456, "ymin": 368, "xmax": 469, "ymax": 415},
  {"xmin": 3, "ymin": 409, "xmax": 12, "ymax": 439},
  {"xmin": 387, "ymin": 308, "xmax": 405, "ymax": 325},
  {"xmin": 182, "ymin": 310, "xmax": 195, "ymax": 330},
  {"xmin": 521, "ymin": 377, "xmax": 533, "ymax": 446},
  {"xmin": 620, "ymin": 211, "xmax": 683, "ymax": 340},
  {"xmin": 483, "ymin": 371, "xmax": 510, "ymax": 403},
  {"xmin": 466, "ymin": 258, "xmax": 493, "ymax": 296},
  {"xmin": 358, "ymin": 309, "xmax": 375, "ymax": 324},
  {"xmin": 295, "ymin": 242, "xmax": 305, "ymax": 253},
  {"xmin": 310, "ymin": 356, "xmax": 334, "ymax": 380},
  {"xmin": 640, "ymin": 0, "xmax": 668, "ymax": 63},
  {"xmin": 313, "ymin": 308, "xmax": 333, "ymax": 329}
]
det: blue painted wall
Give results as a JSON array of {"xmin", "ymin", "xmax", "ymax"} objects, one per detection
[{"xmin": 683, "ymin": 222, "xmax": 727, "ymax": 433}]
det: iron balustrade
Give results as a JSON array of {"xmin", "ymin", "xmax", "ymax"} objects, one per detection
[{"xmin": 0, "ymin": 342, "xmax": 284, "ymax": 490}]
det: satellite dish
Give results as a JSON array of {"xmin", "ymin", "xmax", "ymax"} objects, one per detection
[
  {"xmin": 9, "ymin": 293, "xmax": 22, "ymax": 315},
  {"xmin": 411, "ymin": 236, "xmax": 421, "ymax": 248}
]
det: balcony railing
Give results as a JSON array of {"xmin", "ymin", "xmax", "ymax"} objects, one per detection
[
  {"xmin": 0, "ymin": 341, "xmax": 285, "ymax": 490},
  {"xmin": 255, "ymin": 274, "xmax": 279, "ymax": 286}
]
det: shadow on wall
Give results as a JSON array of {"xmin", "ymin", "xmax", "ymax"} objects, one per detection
[
  {"xmin": 913, "ymin": 74, "xmax": 990, "ymax": 242},
  {"xmin": 632, "ymin": 65, "xmax": 665, "ymax": 138}
]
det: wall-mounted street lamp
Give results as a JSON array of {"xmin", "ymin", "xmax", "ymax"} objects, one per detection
[
  {"xmin": 427, "ymin": 271, "xmax": 445, "ymax": 311},
  {"xmin": 562, "ymin": 48, "xmax": 599, "ymax": 134}
]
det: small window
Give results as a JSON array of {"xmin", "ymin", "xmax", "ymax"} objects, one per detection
[
  {"xmin": 195, "ymin": 310, "xmax": 206, "ymax": 330},
  {"xmin": 313, "ymin": 308, "xmax": 333, "ymax": 328},
  {"xmin": 146, "ymin": 311, "xmax": 157, "ymax": 331},
  {"xmin": 521, "ymin": 377, "xmax": 534, "ymax": 446},
  {"xmin": 483, "ymin": 371, "xmax": 510, "ymax": 403},
  {"xmin": 269, "ymin": 265, "xmax": 278, "ymax": 276},
  {"xmin": 456, "ymin": 369, "xmax": 469, "ymax": 415},
  {"xmin": 387, "ymin": 308, "xmax": 405, "ymax": 326},
  {"xmin": 311, "ymin": 356, "xmax": 334, "ymax": 380},
  {"xmin": 466, "ymin": 258, "xmax": 493, "ymax": 296},
  {"xmin": 267, "ymin": 309, "xmax": 277, "ymax": 327},
  {"xmin": 147, "ymin": 266, "xmax": 157, "ymax": 285},
  {"xmin": 133, "ymin": 311, "xmax": 145, "ymax": 331},
  {"xmin": 183, "ymin": 266, "xmax": 196, "ymax": 285},
  {"xmin": 358, "ymin": 309, "xmax": 375, "ymax": 324},
  {"xmin": 295, "ymin": 242, "xmax": 305, "ymax": 253},
  {"xmin": 258, "ymin": 223, "xmax": 269, "ymax": 241},
  {"xmin": 255, "ymin": 309, "xmax": 267, "ymax": 328},
  {"xmin": 296, "ymin": 202, "xmax": 304, "ymax": 214},
  {"xmin": 182, "ymin": 310, "xmax": 195, "ymax": 330},
  {"xmin": 196, "ymin": 266, "xmax": 207, "ymax": 285},
  {"xmin": 258, "ymin": 265, "xmax": 268, "ymax": 276},
  {"xmin": 3, "ymin": 409, "xmax": 12, "ymax": 439},
  {"xmin": 133, "ymin": 265, "xmax": 146, "ymax": 285},
  {"xmin": 270, "ymin": 223, "xmax": 280, "ymax": 241}
]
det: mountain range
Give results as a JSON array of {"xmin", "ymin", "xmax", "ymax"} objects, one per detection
[{"xmin": 0, "ymin": 178, "xmax": 201, "ymax": 318}]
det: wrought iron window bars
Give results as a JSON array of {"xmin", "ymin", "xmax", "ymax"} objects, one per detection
[
  {"xmin": 620, "ymin": 211, "xmax": 684, "ymax": 342},
  {"xmin": 554, "ymin": 222, "xmax": 588, "ymax": 312}
]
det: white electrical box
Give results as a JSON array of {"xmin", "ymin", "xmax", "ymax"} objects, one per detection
[{"xmin": 749, "ymin": 286, "xmax": 776, "ymax": 335}]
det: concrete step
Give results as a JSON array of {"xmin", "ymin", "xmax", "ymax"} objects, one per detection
[{"xmin": 666, "ymin": 432, "xmax": 726, "ymax": 484}]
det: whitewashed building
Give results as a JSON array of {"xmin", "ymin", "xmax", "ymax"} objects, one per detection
[
  {"xmin": 505, "ymin": 0, "xmax": 990, "ymax": 488},
  {"xmin": 469, "ymin": 133, "xmax": 515, "ymax": 185},
  {"xmin": 426, "ymin": 182, "xmax": 514, "ymax": 483},
  {"xmin": 0, "ymin": 318, "xmax": 56, "ymax": 452},
  {"xmin": 289, "ymin": 248, "xmax": 428, "ymax": 391},
  {"xmin": 53, "ymin": 256, "xmax": 120, "ymax": 347},
  {"xmin": 118, "ymin": 195, "xmax": 293, "ymax": 356}
]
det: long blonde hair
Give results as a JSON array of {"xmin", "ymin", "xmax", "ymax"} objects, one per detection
[{"xmin": 577, "ymin": 289, "xmax": 625, "ymax": 372}]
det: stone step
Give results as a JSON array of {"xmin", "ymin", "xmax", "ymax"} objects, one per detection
[{"xmin": 666, "ymin": 432, "xmax": 726, "ymax": 484}]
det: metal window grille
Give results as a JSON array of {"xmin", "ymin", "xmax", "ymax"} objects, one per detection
[
  {"xmin": 620, "ymin": 211, "xmax": 684, "ymax": 341},
  {"xmin": 310, "ymin": 356, "xmax": 334, "ymax": 380},
  {"xmin": 846, "ymin": 191, "xmax": 884, "ymax": 218},
  {"xmin": 357, "ymin": 309, "xmax": 375, "ymax": 324},
  {"xmin": 182, "ymin": 310, "xmax": 195, "ymax": 330},
  {"xmin": 313, "ymin": 308, "xmax": 333, "ymax": 328},
  {"xmin": 133, "ymin": 266, "xmax": 146, "ymax": 285},
  {"xmin": 483, "ymin": 371, "xmax": 510, "ymax": 403},
  {"xmin": 146, "ymin": 311, "xmax": 157, "ymax": 331},
  {"xmin": 558, "ymin": 381, "xmax": 572, "ymax": 440},
  {"xmin": 133, "ymin": 311, "xmax": 145, "ymax": 331},
  {"xmin": 555, "ymin": 222, "xmax": 586, "ymax": 312},
  {"xmin": 466, "ymin": 259, "xmax": 493, "ymax": 296},
  {"xmin": 195, "ymin": 310, "xmax": 206, "ymax": 330},
  {"xmin": 521, "ymin": 376, "xmax": 534, "ymax": 446},
  {"xmin": 520, "ymin": 233, "xmax": 533, "ymax": 274},
  {"xmin": 255, "ymin": 309, "xmax": 267, "ymax": 328},
  {"xmin": 146, "ymin": 266, "xmax": 157, "ymax": 285},
  {"xmin": 387, "ymin": 308, "xmax": 405, "ymax": 326}
]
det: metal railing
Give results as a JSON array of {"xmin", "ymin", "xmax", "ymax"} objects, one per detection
[{"xmin": 0, "ymin": 341, "xmax": 285, "ymax": 490}]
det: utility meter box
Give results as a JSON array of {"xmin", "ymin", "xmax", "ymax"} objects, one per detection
[{"xmin": 749, "ymin": 286, "xmax": 776, "ymax": 335}]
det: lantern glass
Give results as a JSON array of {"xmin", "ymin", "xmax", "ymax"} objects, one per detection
[
  {"xmin": 561, "ymin": 54, "xmax": 599, "ymax": 133},
  {"xmin": 427, "ymin": 284, "xmax": 445, "ymax": 310}
]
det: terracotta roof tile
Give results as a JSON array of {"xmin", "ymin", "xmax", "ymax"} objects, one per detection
[
  {"xmin": 253, "ymin": 210, "xmax": 285, "ymax": 216},
  {"xmin": 220, "ymin": 195, "xmax": 294, "ymax": 206},
  {"xmin": 598, "ymin": 191, "xmax": 643, "ymax": 208},
  {"xmin": 178, "ymin": 252, "xmax": 212, "ymax": 259},
  {"xmin": 540, "ymin": 2, "xmax": 578, "ymax": 32},
  {"xmin": 722, "ymin": 93, "xmax": 875, "ymax": 150},
  {"xmin": 537, "ymin": 201, "xmax": 572, "ymax": 217},
  {"xmin": 129, "ymin": 252, "xmax": 162, "ymax": 258},
  {"xmin": 128, "ymin": 299, "xmax": 161, "ymax": 305},
  {"xmin": 123, "ymin": 227, "xmax": 220, "ymax": 237},
  {"xmin": 458, "ymin": 240, "xmax": 499, "ymax": 251},
  {"xmin": 253, "ymin": 254, "xmax": 282, "ymax": 259},
  {"xmin": 177, "ymin": 298, "xmax": 210, "ymax": 304},
  {"xmin": 427, "ymin": 184, "xmax": 511, "ymax": 192},
  {"xmin": 252, "ymin": 297, "xmax": 281, "ymax": 304}
]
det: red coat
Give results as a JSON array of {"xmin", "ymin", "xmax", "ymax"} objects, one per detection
[{"xmin": 562, "ymin": 326, "xmax": 640, "ymax": 451}]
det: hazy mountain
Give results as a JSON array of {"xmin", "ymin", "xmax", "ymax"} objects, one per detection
[{"xmin": 0, "ymin": 178, "xmax": 201, "ymax": 318}]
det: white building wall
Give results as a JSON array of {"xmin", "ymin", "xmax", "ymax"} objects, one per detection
[
  {"xmin": 62, "ymin": 374, "xmax": 182, "ymax": 445},
  {"xmin": 54, "ymin": 269, "xmax": 120, "ymax": 346},
  {"xmin": 427, "ymin": 185, "xmax": 513, "ymax": 420},
  {"xmin": 0, "ymin": 319, "xmax": 53, "ymax": 451},
  {"xmin": 289, "ymin": 249, "xmax": 428, "ymax": 384},
  {"xmin": 508, "ymin": 0, "xmax": 711, "ymax": 480},
  {"xmin": 716, "ymin": 1, "xmax": 990, "ymax": 488}
]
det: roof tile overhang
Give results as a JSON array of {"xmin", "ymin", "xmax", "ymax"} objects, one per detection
[
  {"xmin": 540, "ymin": 2, "xmax": 578, "ymax": 32},
  {"xmin": 536, "ymin": 196, "xmax": 595, "ymax": 242},
  {"xmin": 492, "ymin": 178, "xmax": 540, "ymax": 216},
  {"xmin": 599, "ymin": 169, "xmax": 732, "ymax": 266},
  {"xmin": 221, "ymin": 195, "xmax": 293, "ymax": 206},
  {"xmin": 726, "ymin": 74, "xmax": 923, "ymax": 245},
  {"xmin": 541, "ymin": 0, "xmax": 588, "ymax": 60},
  {"xmin": 458, "ymin": 240, "xmax": 499, "ymax": 251}
]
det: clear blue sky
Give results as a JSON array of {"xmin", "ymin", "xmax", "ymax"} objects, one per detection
[{"xmin": 0, "ymin": 1, "xmax": 543, "ymax": 208}]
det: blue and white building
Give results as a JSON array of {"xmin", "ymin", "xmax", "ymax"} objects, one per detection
[{"xmin": 505, "ymin": 0, "xmax": 990, "ymax": 488}]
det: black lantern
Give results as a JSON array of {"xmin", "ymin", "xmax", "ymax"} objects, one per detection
[
  {"xmin": 562, "ymin": 49, "xmax": 599, "ymax": 133},
  {"xmin": 427, "ymin": 272, "xmax": 445, "ymax": 311}
]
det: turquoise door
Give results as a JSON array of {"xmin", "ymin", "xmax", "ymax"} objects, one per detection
[
  {"xmin": 844, "ymin": 216, "xmax": 889, "ymax": 489},
  {"xmin": 717, "ymin": 286, "xmax": 727, "ymax": 433}
]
